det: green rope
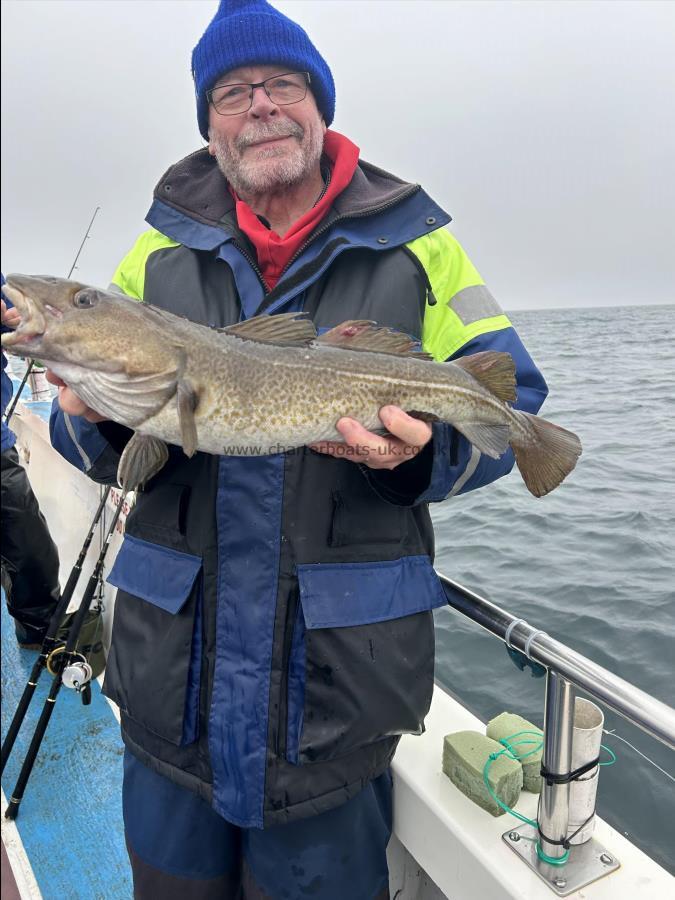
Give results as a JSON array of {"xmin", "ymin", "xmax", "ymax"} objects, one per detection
[
  {"xmin": 483, "ymin": 730, "xmax": 570, "ymax": 863},
  {"xmin": 482, "ymin": 730, "xmax": 541, "ymax": 828},
  {"xmin": 483, "ymin": 730, "xmax": 618, "ymax": 865},
  {"xmin": 536, "ymin": 842, "xmax": 570, "ymax": 865}
]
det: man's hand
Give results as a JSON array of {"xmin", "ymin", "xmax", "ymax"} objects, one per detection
[
  {"xmin": 310, "ymin": 405, "xmax": 433, "ymax": 470},
  {"xmin": 45, "ymin": 371, "xmax": 108, "ymax": 423},
  {"xmin": 1, "ymin": 299, "xmax": 22, "ymax": 329}
]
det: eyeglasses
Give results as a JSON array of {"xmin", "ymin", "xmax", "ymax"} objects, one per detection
[{"xmin": 207, "ymin": 72, "xmax": 311, "ymax": 116}]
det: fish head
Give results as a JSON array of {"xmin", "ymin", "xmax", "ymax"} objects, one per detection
[{"xmin": 1, "ymin": 274, "xmax": 180, "ymax": 376}]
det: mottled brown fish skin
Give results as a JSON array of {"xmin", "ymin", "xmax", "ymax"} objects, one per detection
[
  {"xmin": 1, "ymin": 275, "xmax": 582, "ymax": 496},
  {"xmin": 161, "ymin": 335, "xmax": 514, "ymax": 454}
]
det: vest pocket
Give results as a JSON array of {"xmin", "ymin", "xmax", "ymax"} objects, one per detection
[
  {"xmin": 102, "ymin": 534, "xmax": 203, "ymax": 746},
  {"xmin": 286, "ymin": 556, "xmax": 447, "ymax": 764},
  {"xmin": 328, "ymin": 490, "xmax": 405, "ymax": 547}
]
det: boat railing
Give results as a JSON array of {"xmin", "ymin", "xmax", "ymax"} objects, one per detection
[{"xmin": 437, "ymin": 571, "xmax": 675, "ymax": 879}]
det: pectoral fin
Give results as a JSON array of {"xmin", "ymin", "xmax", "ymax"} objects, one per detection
[
  {"xmin": 177, "ymin": 379, "xmax": 199, "ymax": 458},
  {"xmin": 117, "ymin": 432, "xmax": 169, "ymax": 492}
]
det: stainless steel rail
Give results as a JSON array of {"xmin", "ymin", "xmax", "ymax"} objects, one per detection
[
  {"xmin": 438, "ymin": 572, "xmax": 675, "ymax": 749},
  {"xmin": 438, "ymin": 570, "xmax": 675, "ymax": 872}
]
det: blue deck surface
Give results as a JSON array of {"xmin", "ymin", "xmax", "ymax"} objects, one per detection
[
  {"xmin": 6, "ymin": 373, "xmax": 56, "ymax": 426},
  {"xmin": 1, "ymin": 595, "xmax": 132, "ymax": 898}
]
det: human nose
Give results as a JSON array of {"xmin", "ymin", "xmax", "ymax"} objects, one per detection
[{"xmin": 249, "ymin": 84, "xmax": 278, "ymax": 117}]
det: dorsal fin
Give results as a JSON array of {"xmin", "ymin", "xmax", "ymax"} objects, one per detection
[
  {"xmin": 452, "ymin": 351, "xmax": 517, "ymax": 403},
  {"xmin": 316, "ymin": 320, "xmax": 433, "ymax": 360},
  {"xmin": 218, "ymin": 312, "xmax": 317, "ymax": 347}
]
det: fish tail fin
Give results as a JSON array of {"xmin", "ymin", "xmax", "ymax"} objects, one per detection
[{"xmin": 512, "ymin": 412, "xmax": 582, "ymax": 497}]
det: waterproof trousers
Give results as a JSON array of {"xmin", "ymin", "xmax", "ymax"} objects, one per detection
[
  {"xmin": 1, "ymin": 446, "xmax": 60, "ymax": 645},
  {"xmin": 123, "ymin": 750, "xmax": 392, "ymax": 900}
]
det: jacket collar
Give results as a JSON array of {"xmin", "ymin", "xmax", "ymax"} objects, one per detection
[{"xmin": 151, "ymin": 147, "xmax": 423, "ymax": 235}]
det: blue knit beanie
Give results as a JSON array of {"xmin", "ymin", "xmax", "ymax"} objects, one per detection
[{"xmin": 192, "ymin": 0, "xmax": 335, "ymax": 139}]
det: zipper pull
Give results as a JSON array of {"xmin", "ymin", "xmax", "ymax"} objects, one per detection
[{"xmin": 418, "ymin": 255, "xmax": 437, "ymax": 306}]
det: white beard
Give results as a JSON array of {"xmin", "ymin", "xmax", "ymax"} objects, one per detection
[{"xmin": 210, "ymin": 119, "xmax": 324, "ymax": 196}]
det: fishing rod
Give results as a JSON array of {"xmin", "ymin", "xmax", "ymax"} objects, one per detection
[
  {"xmin": 2, "ymin": 205, "xmax": 101, "ymax": 426},
  {"xmin": 0, "ymin": 485, "xmax": 112, "ymax": 775},
  {"xmin": 4, "ymin": 489, "xmax": 127, "ymax": 821}
]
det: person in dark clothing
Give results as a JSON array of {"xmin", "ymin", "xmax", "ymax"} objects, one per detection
[
  {"xmin": 46, "ymin": 2, "xmax": 549, "ymax": 896},
  {"xmin": 1, "ymin": 275, "xmax": 60, "ymax": 648}
]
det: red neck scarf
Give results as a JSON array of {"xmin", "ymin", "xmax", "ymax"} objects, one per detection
[{"xmin": 231, "ymin": 130, "xmax": 360, "ymax": 291}]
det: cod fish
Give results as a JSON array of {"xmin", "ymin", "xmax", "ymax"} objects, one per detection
[{"xmin": 1, "ymin": 275, "xmax": 581, "ymax": 496}]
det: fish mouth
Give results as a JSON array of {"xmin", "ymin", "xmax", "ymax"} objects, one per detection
[{"xmin": 1, "ymin": 282, "xmax": 54, "ymax": 353}]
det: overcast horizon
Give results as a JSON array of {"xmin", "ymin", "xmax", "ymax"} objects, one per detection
[{"xmin": 2, "ymin": 0, "xmax": 674, "ymax": 311}]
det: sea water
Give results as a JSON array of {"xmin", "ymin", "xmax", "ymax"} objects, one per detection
[{"xmin": 432, "ymin": 303, "xmax": 675, "ymax": 874}]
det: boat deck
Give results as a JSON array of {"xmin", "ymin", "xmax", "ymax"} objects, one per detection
[{"xmin": 1, "ymin": 597, "xmax": 131, "ymax": 898}]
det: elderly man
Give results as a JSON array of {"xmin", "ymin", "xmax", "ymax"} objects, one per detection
[{"xmin": 50, "ymin": 1, "xmax": 547, "ymax": 897}]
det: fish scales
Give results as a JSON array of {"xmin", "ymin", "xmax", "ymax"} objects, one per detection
[
  {"xmin": 167, "ymin": 336, "xmax": 521, "ymax": 455},
  {"xmin": 1, "ymin": 275, "xmax": 582, "ymax": 496}
]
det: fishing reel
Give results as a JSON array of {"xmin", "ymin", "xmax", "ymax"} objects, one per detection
[{"xmin": 46, "ymin": 648, "xmax": 93, "ymax": 705}]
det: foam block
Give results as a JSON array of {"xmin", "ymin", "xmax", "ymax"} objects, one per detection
[
  {"xmin": 486, "ymin": 712, "xmax": 543, "ymax": 793},
  {"xmin": 442, "ymin": 731, "xmax": 523, "ymax": 816}
]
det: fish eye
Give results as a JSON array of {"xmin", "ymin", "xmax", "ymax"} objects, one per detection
[{"xmin": 73, "ymin": 290, "xmax": 97, "ymax": 309}]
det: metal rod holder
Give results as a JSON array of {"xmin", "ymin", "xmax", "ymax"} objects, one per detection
[
  {"xmin": 539, "ymin": 671, "xmax": 575, "ymax": 860},
  {"xmin": 503, "ymin": 673, "xmax": 621, "ymax": 895}
]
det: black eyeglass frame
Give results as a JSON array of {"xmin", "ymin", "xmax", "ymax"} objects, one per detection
[{"xmin": 206, "ymin": 71, "xmax": 312, "ymax": 116}]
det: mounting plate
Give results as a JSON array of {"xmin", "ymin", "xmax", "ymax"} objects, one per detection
[{"xmin": 502, "ymin": 823, "xmax": 621, "ymax": 896}]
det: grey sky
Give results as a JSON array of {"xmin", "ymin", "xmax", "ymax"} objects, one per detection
[{"xmin": 1, "ymin": 0, "xmax": 673, "ymax": 310}]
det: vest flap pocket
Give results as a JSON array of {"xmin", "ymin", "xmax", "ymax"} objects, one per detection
[
  {"xmin": 107, "ymin": 533, "xmax": 202, "ymax": 614},
  {"xmin": 286, "ymin": 556, "xmax": 445, "ymax": 764},
  {"xmin": 296, "ymin": 555, "xmax": 447, "ymax": 629},
  {"xmin": 103, "ymin": 534, "xmax": 203, "ymax": 746}
]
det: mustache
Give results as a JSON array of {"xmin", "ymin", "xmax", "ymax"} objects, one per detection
[{"xmin": 235, "ymin": 121, "xmax": 304, "ymax": 151}]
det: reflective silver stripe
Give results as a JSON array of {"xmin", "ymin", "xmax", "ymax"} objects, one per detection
[
  {"xmin": 449, "ymin": 284, "xmax": 502, "ymax": 324},
  {"xmin": 64, "ymin": 412, "xmax": 93, "ymax": 471},
  {"xmin": 448, "ymin": 446, "xmax": 481, "ymax": 497},
  {"xmin": 107, "ymin": 283, "xmax": 125, "ymax": 294}
]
